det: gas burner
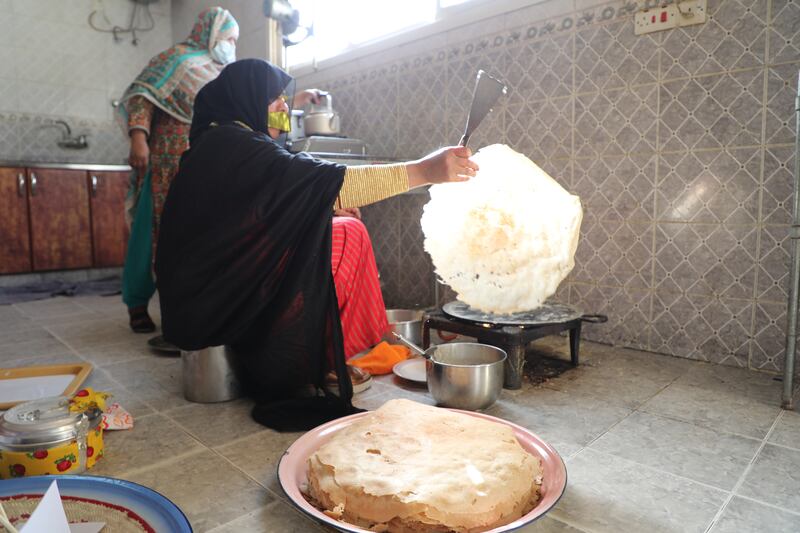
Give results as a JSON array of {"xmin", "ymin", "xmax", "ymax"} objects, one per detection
[{"xmin": 424, "ymin": 301, "xmax": 607, "ymax": 390}]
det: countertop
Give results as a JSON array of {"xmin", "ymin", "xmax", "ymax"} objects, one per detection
[{"xmin": 0, "ymin": 161, "xmax": 131, "ymax": 172}]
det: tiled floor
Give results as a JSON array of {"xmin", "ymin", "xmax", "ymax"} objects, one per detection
[{"xmin": 2, "ymin": 295, "xmax": 800, "ymax": 532}]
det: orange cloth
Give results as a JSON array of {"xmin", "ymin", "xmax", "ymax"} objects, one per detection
[{"xmin": 348, "ymin": 341, "xmax": 410, "ymax": 375}]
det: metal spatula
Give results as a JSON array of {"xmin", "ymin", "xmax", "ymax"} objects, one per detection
[{"xmin": 458, "ymin": 70, "xmax": 509, "ymax": 148}]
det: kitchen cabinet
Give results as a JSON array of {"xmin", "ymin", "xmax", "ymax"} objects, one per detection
[
  {"xmin": 0, "ymin": 167, "xmax": 32, "ymax": 274},
  {"xmin": 89, "ymin": 171, "xmax": 129, "ymax": 267},
  {"xmin": 27, "ymin": 168, "xmax": 93, "ymax": 271}
]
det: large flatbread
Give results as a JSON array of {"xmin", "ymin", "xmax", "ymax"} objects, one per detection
[
  {"xmin": 306, "ymin": 399, "xmax": 542, "ymax": 532},
  {"xmin": 422, "ymin": 144, "xmax": 582, "ymax": 314}
]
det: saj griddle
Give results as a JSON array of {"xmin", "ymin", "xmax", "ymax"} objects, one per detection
[{"xmin": 422, "ymin": 301, "xmax": 607, "ymax": 390}]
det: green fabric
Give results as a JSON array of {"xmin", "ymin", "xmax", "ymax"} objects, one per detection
[{"xmin": 122, "ymin": 170, "xmax": 156, "ymax": 308}]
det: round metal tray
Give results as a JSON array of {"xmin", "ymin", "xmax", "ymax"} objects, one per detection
[{"xmin": 442, "ymin": 301, "xmax": 584, "ymax": 327}]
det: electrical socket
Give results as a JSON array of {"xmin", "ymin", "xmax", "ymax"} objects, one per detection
[{"xmin": 634, "ymin": 0, "xmax": 707, "ymax": 35}]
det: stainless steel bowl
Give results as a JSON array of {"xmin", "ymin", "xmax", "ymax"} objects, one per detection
[
  {"xmin": 425, "ymin": 343, "xmax": 506, "ymax": 411},
  {"xmin": 386, "ymin": 309, "xmax": 425, "ymax": 347}
]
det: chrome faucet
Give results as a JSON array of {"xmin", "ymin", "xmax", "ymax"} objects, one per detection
[{"xmin": 52, "ymin": 120, "xmax": 89, "ymax": 149}]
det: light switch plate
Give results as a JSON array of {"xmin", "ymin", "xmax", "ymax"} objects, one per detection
[{"xmin": 634, "ymin": 0, "xmax": 707, "ymax": 35}]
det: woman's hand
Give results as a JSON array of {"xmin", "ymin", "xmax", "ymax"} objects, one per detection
[
  {"xmin": 293, "ymin": 89, "xmax": 323, "ymax": 108},
  {"xmin": 334, "ymin": 207, "xmax": 362, "ymax": 219},
  {"xmin": 128, "ymin": 130, "xmax": 149, "ymax": 176},
  {"xmin": 406, "ymin": 146, "xmax": 479, "ymax": 188}
]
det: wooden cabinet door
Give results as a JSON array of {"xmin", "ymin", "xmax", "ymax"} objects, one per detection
[
  {"xmin": 0, "ymin": 167, "xmax": 32, "ymax": 273},
  {"xmin": 89, "ymin": 171, "xmax": 130, "ymax": 267},
  {"xmin": 27, "ymin": 168, "xmax": 92, "ymax": 271}
]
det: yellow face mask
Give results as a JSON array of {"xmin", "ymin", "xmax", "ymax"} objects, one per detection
[
  {"xmin": 267, "ymin": 111, "xmax": 291, "ymax": 132},
  {"xmin": 267, "ymin": 95, "xmax": 291, "ymax": 132}
]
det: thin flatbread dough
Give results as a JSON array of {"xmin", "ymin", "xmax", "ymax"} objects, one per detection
[
  {"xmin": 306, "ymin": 399, "xmax": 542, "ymax": 532},
  {"xmin": 422, "ymin": 144, "xmax": 582, "ymax": 314}
]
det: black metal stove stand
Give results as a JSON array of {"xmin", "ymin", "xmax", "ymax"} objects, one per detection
[{"xmin": 422, "ymin": 309, "xmax": 607, "ymax": 390}]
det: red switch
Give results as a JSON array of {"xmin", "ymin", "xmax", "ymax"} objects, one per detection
[
  {"xmin": 651, "ymin": 14, "xmax": 656, "ymax": 23},
  {"xmin": 660, "ymin": 11, "xmax": 668, "ymax": 22}
]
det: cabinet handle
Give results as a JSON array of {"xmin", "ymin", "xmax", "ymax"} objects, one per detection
[
  {"xmin": 91, "ymin": 175, "xmax": 98, "ymax": 196},
  {"xmin": 30, "ymin": 173, "xmax": 37, "ymax": 196},
  {"xmin": 18, "ymin": 173, "xmax": 25, "ymax": 197}
]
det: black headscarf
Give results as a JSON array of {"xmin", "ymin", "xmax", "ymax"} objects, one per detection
[{"xmin": 156, "ymin": 59, "xmax": 359, "ymax": 430}]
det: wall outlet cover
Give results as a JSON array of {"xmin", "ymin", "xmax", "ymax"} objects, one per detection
[{"xmin": 634, "ymin": 0, "xmax": 707, "ymax": 35}]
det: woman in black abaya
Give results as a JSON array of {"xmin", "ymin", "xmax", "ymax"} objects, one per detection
[{"xmin": 155, "ymin": 59, "xmax": 477, "ymax": 430}]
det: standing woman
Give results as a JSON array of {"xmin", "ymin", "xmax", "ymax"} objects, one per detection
[{"xmin": 117, "ymin": 7, "xmax": 239, "ymax": 333}]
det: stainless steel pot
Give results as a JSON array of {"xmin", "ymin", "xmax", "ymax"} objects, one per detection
[
  {"xmin": 386, "ymin": 309, "xmax": 425, "ymax": 347},
  {"xmin": 425, "ymin": 343, "xmax": 506, "ymax": 411},
  {"xmin": 182, "ymin": 346, "xmax": 242, "ymax": 403}
]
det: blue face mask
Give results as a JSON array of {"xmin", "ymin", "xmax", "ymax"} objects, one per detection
[{"xmin": 211, "ymin": 40, "xmax": 236, "ymax": 64}]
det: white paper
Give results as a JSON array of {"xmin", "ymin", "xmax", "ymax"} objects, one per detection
[
  {"xmin": 0, "ymin": 375, "xmax": 75, "ymax": 402},
  {"xmin": 18, "ymin": 480, "xmax": 104, "ymax": 533},
  {"xmin": 20, "ymin": 480, "xmax": 70, "ymax": 533}
]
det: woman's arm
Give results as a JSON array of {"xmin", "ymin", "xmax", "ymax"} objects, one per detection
[
  {"xmin": 127, "ymin": 96, "xmax": 154, "ymax": 176},
  {"xmin": 336, "ymin": 146, "xmax": 478, "ymax": 209}
]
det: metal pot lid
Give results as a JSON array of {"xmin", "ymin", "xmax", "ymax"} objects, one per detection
[
  {"xmin": 0, "ymin": 396, "xmax": 101, "ymax": 447},
  {"xmin": 442, "ymin": 300, "xmax": 583, "ymax": 327}
]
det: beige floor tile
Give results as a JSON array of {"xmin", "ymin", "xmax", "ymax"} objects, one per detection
[
  {"xmin": 215, "ymin": 429, "xmax": 303, "ymax": 484},
  {"xmin": 768, "ymin": 410, "xmax": 800, "ymax": 450},
  {"xmin": 89, "ymin": 413, "xmax": 202, "ymax": 477},
  {"xmin": 126, "ymin": 449, "xmax": 273, "ymax": 531},
  {"xmin": 167, "ymin": 399, "xmax": 267, "ymax": 447},
  {"xmin": 552, "ymin": 449, "xmax": 727, "ymax": 532},
  {"xmin": 207, "ymin": 499, "xmax": 326, "ymax": 532},
  {"xmin": 591, "ymin": 411, "xmax": 760, "ymax": 490},
  {"xmin": 13, "ymin": 297, "xmax": 88, "ymax": 319},
  {"xmin": 102, "ymin": 355, "xmax": 189, "ymax": 410},
  {"xmin": 78, "ymin": 340, "xmax": 152, "ymax": 367},
  {"xmin": 709, "ymin": 497, "xmax": 800, "ymax": 533},
  {"xmin": 738, "ymin": 444, "xmax": 800, "ymax": 513}
]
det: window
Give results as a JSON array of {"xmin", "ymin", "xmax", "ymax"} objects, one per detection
[{"xmin": 285, "ymin": 0, "xmax": 481, "ymax": 68}]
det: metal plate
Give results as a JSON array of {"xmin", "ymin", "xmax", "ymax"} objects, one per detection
[{"xmin": 442, "ymin": 301, "xmax": 583, "ymax": 327}]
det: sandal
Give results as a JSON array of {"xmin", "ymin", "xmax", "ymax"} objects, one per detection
[
  {"xmin": 128, "ymin": 305, "xmax": 156, "ymax": 333},
  {"xmin": 325, "ymin": 366, "xmax": 373, "ymax": 395}
]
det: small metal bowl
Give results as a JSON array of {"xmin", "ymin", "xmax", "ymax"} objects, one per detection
[
  {"xmin": 425, "ymin": 343, "xmax": 507, "ymax": 411},
  {"xmin": 386, "ymin": 309, "xmax": 425, "ymax": 347}
]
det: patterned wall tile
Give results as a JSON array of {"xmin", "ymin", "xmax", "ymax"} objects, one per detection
[
  {"xmin": 444, "ymin": 34, "xmax": 507, "ymax": 146},
  {"xmin": 761, "ymin": 146, "xmax": 795, "ymax": 226},
  {"xmin": 756, "ymin": 224, "xmax": 790, "ymax": 302},
  {"xmin": 573, "ymin": 153, "xmax": 656, "ymax": 221},
  {"xmin": 660, "ymin": 0, "xmax": 767, "ymax": 79},
  {"xmin": 396, "ymin": 64, "xmax": 448, "ymax": 160},
  {"xmin": 769, "ymin": 0, "xmax": 800, "ymax": 64},
  {"xmin": 653, "ymin": 223, "xmax": 758, "ymax": 299},
  {"xmin": 569, "ymin": 283, "xmax": 652, "ymax": 351},
  {"xmin": 751, "ymin": 300, "xmax": 786, "ymax": 372},
  {"xmin": 350, "ymin": 70, "xmax": 399, "ymax": 159},
  {"xmin": 575, "ymin": 18, "xmax": 659, "ymax": 92},
  {"xmin": 650, "ymin": 292, "xmax": 751, "ymax": 366},
  {"xmin": 656, "ymin": 148, "xmax": 761, "ymax": 223},
  {"xmin": 505, "ymin": 32, "xmax": 573, "ymax": 101},
  {"xmin": 572, "ymin": 218, "xmax": 654, "ymax": 289},
  {"xmin": 504, "ymin": 94, "xmax": 572, "ymax": 167},
  {"xmin": 574, "ymin": 83, "xmax": 658, "ymax": 158},
  {"xmin": 659, "ymin": 69, "xmax": 764, "ymax": 152},
  {"xmin": 765, "ymin": 62, "xmax": 800, "ymax": 146}
]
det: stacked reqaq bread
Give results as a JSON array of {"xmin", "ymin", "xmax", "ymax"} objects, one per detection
[
  {"xmin": 306, "ymin": 399, "xmax": 543, "ymax": 532},
  {"xmin": 422, "ymin": 144, "xmax": 582, "ymax": 314}
]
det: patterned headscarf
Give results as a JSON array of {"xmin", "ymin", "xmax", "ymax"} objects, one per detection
[{"xmin": 117, "ymin": 7, "xmax": 239, "ymax": 127}]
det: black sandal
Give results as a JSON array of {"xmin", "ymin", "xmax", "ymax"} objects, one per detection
[{"xmin": 128, "ymin": 305, "xmax": 156, "ymax": 333}]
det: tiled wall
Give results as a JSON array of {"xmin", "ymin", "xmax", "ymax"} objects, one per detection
[
  {"xmin": 296, "ymin": 0, "xmax": 800, "ymax": 373},
  {"xmin": 0, "ymin": 0, "xmax": 173, "ymax": 164}
]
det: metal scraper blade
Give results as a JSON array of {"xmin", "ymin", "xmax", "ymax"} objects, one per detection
[{"xmin": 458, "ymin": 70, "xmax": 508, "ymax": 148}]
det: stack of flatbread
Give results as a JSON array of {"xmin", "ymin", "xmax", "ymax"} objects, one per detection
[{"xmin": 306, "ymin": 399, "xmax": 542, "ymax": 532}]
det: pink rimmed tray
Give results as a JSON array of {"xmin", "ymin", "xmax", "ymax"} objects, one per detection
[{"xmin": 277, "ymin": 409, "xmax": 567, "ymax": 532}]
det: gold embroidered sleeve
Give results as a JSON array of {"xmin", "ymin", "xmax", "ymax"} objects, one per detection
[
  {"xmin": 127, "ymin": 96, "xmax": 154, "ymax": 138},
  {"xmin": 336, "ymin": 164, "xmax": 410, "ymax": 209}
]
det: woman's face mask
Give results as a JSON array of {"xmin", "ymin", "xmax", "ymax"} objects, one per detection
[
  {"xmin": 211, "ymin": 40, "xmax": 236, "ymax": 64},
  {"xmin": 267, "ymin": 95, "xmax": 291, "ymax": 134}
]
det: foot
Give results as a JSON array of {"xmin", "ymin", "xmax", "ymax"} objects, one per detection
[
  {"xmin": 325, "ymin": 366, "xmax": 372, "ymax": 395},
  {"xmin": 128, "ymin": 305, "xmax": 156, "ymax": 333}
]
